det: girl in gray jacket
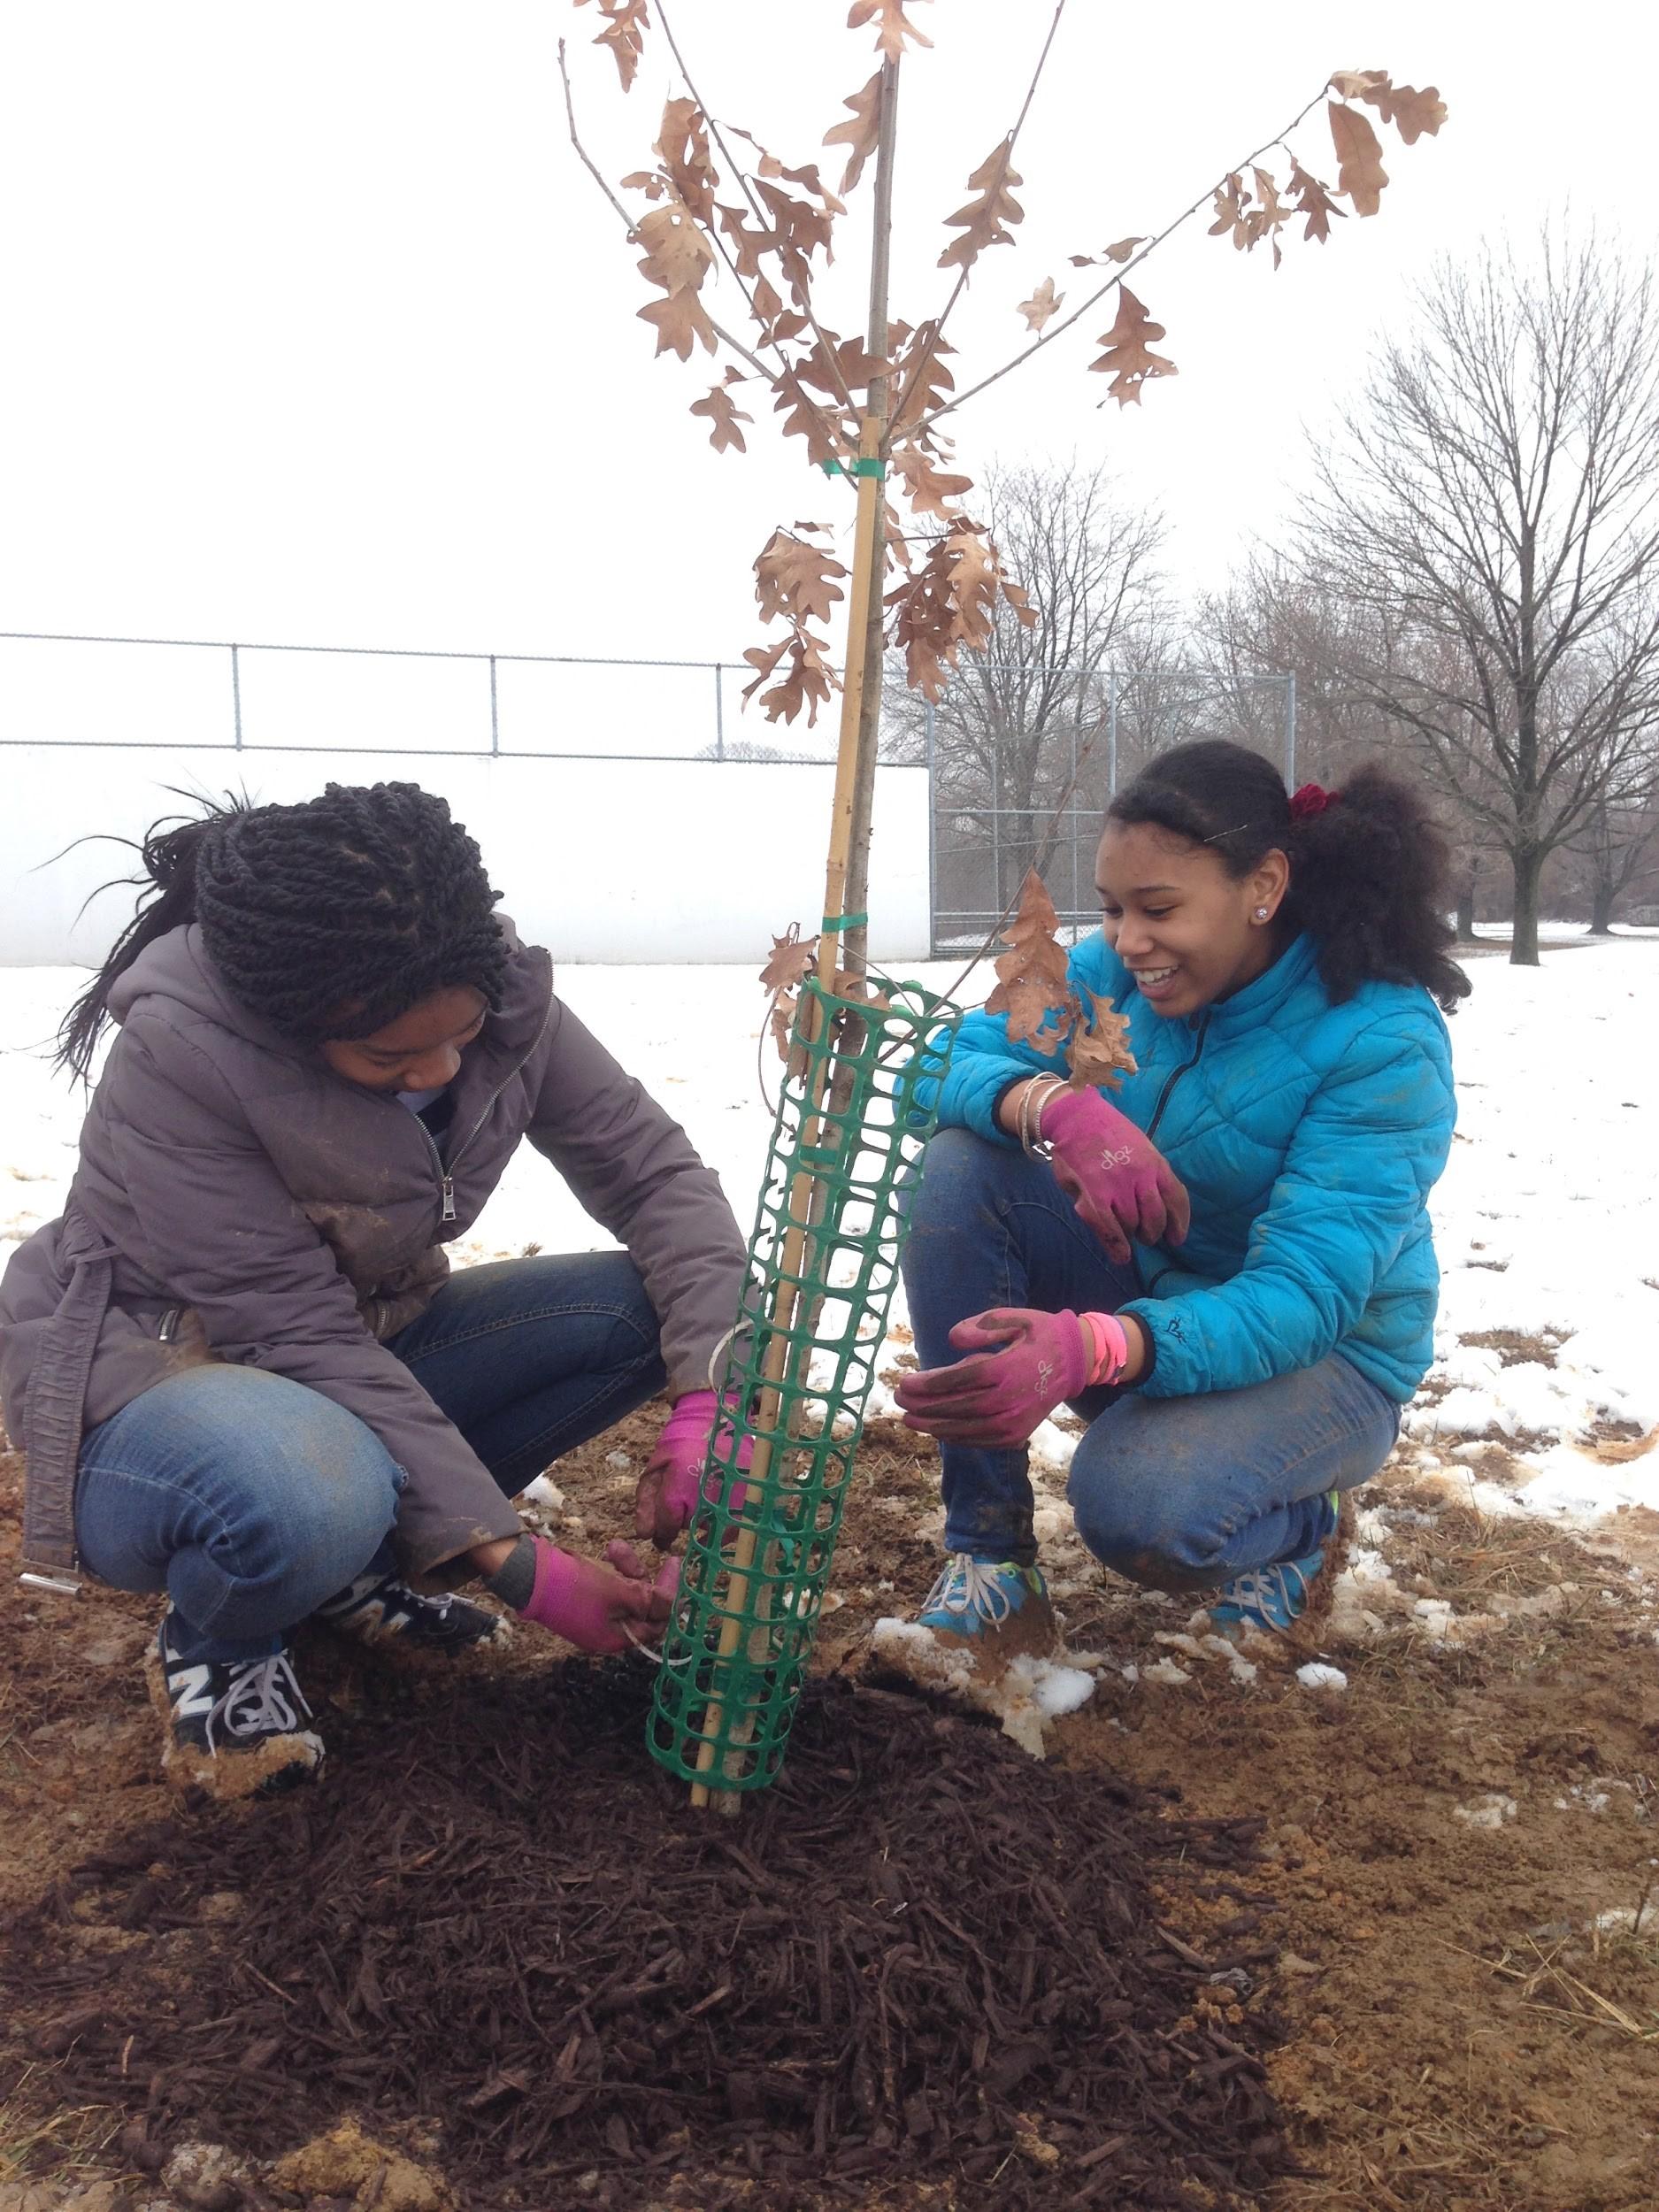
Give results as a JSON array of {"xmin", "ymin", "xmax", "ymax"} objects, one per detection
[{"xmin": 0, "ymin": 782, "xmax": 749, "ymax": 1801}]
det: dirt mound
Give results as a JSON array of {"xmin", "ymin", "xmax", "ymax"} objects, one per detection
[{"xmin": 1, "ymin": 1667, "xmax": 1290, "ymax": 2211}]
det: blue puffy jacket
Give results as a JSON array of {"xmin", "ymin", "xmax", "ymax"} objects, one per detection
[{"xmin": 926, "ymin": 931, "xmax": 1456, "ymax": 1403}]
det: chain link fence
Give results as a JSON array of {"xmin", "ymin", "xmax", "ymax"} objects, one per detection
[{"xmin": 0, "ymin": 628, "xmax": 913, "ymax": 767}]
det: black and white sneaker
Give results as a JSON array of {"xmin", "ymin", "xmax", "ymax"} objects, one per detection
[
  {"xmin": 144, "ymin": 1612, "xmax": 325, "ymax": 1801},
  {"xmin": 313, "ymin": 1571, "xmax": 511, "ymax": 1663}
]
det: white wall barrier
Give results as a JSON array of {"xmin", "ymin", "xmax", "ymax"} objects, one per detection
[{"xmin": 0, "ymin": 748, "xmax": 931, "ymax": 967}]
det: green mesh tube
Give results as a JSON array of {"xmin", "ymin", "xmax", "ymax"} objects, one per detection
[{"xmin": 648, "ymin": 971, "xmax": 958, "ymax": 1793}]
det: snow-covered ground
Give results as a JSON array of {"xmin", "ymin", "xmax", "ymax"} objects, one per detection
[{"xmin": 3, "ymin": 940, "xmax": 1656, "ymax": 1533}]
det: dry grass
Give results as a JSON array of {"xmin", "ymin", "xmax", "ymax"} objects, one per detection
[{"xmin": 0, "ymin": 2069, "xmax": 124, "ymax": 2183}]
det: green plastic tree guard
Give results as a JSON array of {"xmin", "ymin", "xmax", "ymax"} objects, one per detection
[{"xmin": 649, "ymin": 970, "xmax": 958, "ymax": 1794}]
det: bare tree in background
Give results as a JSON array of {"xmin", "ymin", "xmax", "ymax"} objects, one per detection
[
  {"xmin": 890, "ymin": 458, "xmax": 1165, "ymax": 918},
  {"xmin": 1277, "ymin": 228, "xmax": 1659, "ymax": 964},
  {"xmin": 1199, "ymin": 573, "xmax": 1510, "ymax": 937},
  {"xmin": 1566, "ymin": 758, "xmax": 1659, "ymax": 933}
]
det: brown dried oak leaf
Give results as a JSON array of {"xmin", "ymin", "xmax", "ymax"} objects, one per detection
[
  {"xmin": 690, "ymin": 385, "xmax": 751, "ymax": 454},
  {"xmin": 638, "ymin": 289, "xmax": 715, "ymax": 359},
  {"xmin": 848, "ymin": 0, "xmax": 933, "ymax": 62},
  {"xmin": 1069, "ymin": 237, "xmax": 1143, "ymax": 268},
  {"xmin": 890, "ymin": 319, "xmax": 956, "ymax": 437},
  {"xmin": 1088, "ymin": 288, "xmax": 1177, "ymax": 406},
  {"xmin": 1287, "ymin": 158, "xmax": 1345, "ymax": 243},
  {"xmin": 1327, "ymin": 100, "xmax": 1388, "ymax": 217},
  {"xmin": 987, "ymin": 870, "xmax": 1076, "ymax": 1048},
  {"xmin": 742, "ymin": 632, "xmax": 835, "ymax": 726},
  {"xmin": 939, "ymin": 141, "xmax": 1025, "ymax": 273},
  {"xmin": 760, "ymin": 928, "xmax": 818, "ymax": 993},
  {"xmin": 1018, "ymin": 277, "xmax": 1064, "ymax": 332},
  {"xmin": 1067, "ymin": 987, "xmax": 1137, "ymax": 1093},
  {"xmin": 656, "ymin": 97, "xmax": 718, "ymax": 223},
  {"xmin": 634, "ymin": 204, "xmax": 714, "ymax": 294},
  {"xmin": 754, "ymin": 529, "xmax": 848, "ymax": 627},
  {"xmin": 889, "ymin": 442, "xmax": 973, "ymax": 520},
  {"xmin": 574, "ymin": 0, "xmax": 649, "ymax": 93},
  {"xmin": 825, "ymin": 70, "xmax": 883, "ymax": 195},
  {"xmin": 1328, "ymin": 69, "xmax": 1448, "ymax": 145}
]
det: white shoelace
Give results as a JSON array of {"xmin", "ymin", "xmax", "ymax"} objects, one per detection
[
  {"xmin": 923, "ymin": 1552, "xmax": 1017, "ymax": 1628},
  {"xmin": 205, "ymin": 1652, "xmax": 313, "ymax": 1751},
  {"xmin": 1218, "ymin": 1562, "xmax": 1309, "ymax": 1632}
]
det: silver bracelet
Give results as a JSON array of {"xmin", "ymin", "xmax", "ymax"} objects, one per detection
[{"xmin": 1018, "ymin": 1076, "xmax": 1065, "ymax": 1157}]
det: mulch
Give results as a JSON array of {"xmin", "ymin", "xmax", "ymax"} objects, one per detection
[{"xmin": 1, "ymin": 1666, "xmax": 1295, "ymax": 2211}]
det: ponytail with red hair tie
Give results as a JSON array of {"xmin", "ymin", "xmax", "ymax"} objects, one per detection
[{"xmin": 1289, "ymin": 782, "xmax": 1338, "ymax": 822}]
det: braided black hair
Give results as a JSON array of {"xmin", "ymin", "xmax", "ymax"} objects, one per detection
[
  {"xmin": 1108, "ymin": 740, "xmax": 1471, "ymax": 1013},
  {"xmin": 58, "ymin": 782, "xmax": 509, "ymax": 1080}
]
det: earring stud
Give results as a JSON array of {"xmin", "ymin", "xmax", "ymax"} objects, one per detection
[{"xmin": 1255, "ymin": 907, "xmax": 1269, "ymax": 920}]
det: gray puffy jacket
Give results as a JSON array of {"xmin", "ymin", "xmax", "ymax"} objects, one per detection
[{"xmin": 0, "ymin": 921, "xmax": 748, "ymax": 1577}]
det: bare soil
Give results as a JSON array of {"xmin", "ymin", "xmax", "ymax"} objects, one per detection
[{"xmin": 2, "ymin": 1415, "xmax": 1657, "ymax": 2212}]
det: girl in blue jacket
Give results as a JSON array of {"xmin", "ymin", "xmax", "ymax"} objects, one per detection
[{"xmin": 895, "ymin": 739, "xmax": 1467, "ymax": 1642}]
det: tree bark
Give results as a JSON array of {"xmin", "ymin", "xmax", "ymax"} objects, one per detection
[
  {"xmin": 1589, "ymin": 881, "xmax": 1616, "ymax": 934},
  {"xmin": 1455, "ymin": 880, "xmax": 1477, "ymax": 940},
  {"xmin": 1509, "ymin": 845, "xmax": 1545, "ymax": 965}
]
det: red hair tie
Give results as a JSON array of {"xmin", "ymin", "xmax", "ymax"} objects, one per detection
[{"xmin": 1289, "ymin": 782, "xmax": 1336, "ymax": 821}]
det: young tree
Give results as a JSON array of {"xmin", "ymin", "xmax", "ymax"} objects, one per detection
[
  {"xmin": 562, "ymin": 9, "xmax": 1448, "ymax": 966},
  {"xmin": 1282, "ymin": 228, "xmax": 1659, "ymax": 964}
]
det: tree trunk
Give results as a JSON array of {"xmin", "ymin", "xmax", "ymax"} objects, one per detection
[
  {"xmin": 1589, "ymin": 881, "xmax": 1616, "ymax": 935},
  {"xmin": 1455, "ymin": 880, "xmax": 1476, "ymax": 940},
  {"xmin": 1509, "ymin": 845, "xmax": 1545, "ymax": 966}
]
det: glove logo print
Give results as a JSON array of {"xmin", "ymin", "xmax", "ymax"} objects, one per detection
[{"xmin": 1096, "ymin": 1143, "xmax": 1136, "ymax": 1171}]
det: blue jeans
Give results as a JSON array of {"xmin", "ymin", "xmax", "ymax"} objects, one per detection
[
  {"xmin": 900, "ymin": 1130, "xmax": 1400, "ymax": 1586},
  {"xmin": 74, "ymin": 1253, "xmax": 666, "ymax": 1662}
]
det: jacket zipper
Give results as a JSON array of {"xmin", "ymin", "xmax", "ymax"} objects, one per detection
[
  {"xmin": 1146, "ymin": 1011, "xmax": 1210, "ymax": 1141},
  {"xmin": 407, "ymin": 1000, "xmax": 556, "ymax": 1229}
]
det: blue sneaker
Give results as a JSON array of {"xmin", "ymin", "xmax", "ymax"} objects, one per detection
[
  {"xmin": 1210, "ymin": 1490, "xmax": 1341, "ymax": 1637},
  {"xmin": 918, "ymin": 1553, "xmax": 1050, "ymax": 1646}
]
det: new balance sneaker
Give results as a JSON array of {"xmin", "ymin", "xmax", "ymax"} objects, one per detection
[
  {"xmin": 313, "ymin": 1570, "xmax": 511, "ymax": 1663},
  {"xmin": 1210, "ymin": 1490, "xmax": 1341, "ymax": 1637},
  {"xmin": 144, "ymin": 1612, "xmax": 324, "ymax": 1801},
  {"xmin": 918, "ymin": 1553, "xmax": 1055, "ymax": 1659}
]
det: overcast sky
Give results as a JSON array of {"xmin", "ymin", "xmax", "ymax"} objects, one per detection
[{"xmin": 0, "ymin": 1, "xmax": 1650, "ymax": 689}]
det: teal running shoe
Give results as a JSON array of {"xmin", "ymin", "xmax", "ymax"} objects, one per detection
[
  {"xmin": 918, "ymin": 1553, "xmax": 1050, "ymax": 1646},
  {"xmin": 1210, "ymin": 1490, "xmax": 1341, "ymax": 1637}
]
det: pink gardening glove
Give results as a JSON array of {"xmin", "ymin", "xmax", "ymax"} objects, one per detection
[
  {"xmin": 895, "ymin": 1308, "xmax": 1127, "ymax": 1448},
  {"xmin": 519, "ymin": 1535, "xmax": 669, "ymax": 1655},
  {"xmin": 1040, "ymin": 1086, "xmax": 1190, "ymax": 1265},
  {"xmin": 634, "ymin": 1389, "xmax": 753, "ymax": 1548}
]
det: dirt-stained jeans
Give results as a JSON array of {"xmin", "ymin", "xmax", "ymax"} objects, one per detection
[
  {"xmin": 73, "ymin": 1253, "xmax": 666, "ymax": 1662},
  {"xmin": 900, "ymin": 1129, "xmax": 1400, "ymax": 1584}
]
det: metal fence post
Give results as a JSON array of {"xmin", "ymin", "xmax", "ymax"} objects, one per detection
[
  {"xmin": 488, "ymin": 655, "xmax": 499, "ymax": 756},
  {"xmin": 230, "ymin": 643, "xmax": 242, "ymax": 750},
  {"xmin": 1107, "ymin": 669, "xmax": 1118, "ymax": 796},
  {"xmin": 1286, "ymin": 671, "xmax": 1297, "ymax": 787},
  {"xmin": 713, "ymin": 664, "xmax": 726, "ymax": 761}
]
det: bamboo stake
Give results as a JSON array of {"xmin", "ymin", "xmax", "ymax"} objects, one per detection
[{"xmin": 841, "ymin": 57, "xmax": 899, "ymax": 980}]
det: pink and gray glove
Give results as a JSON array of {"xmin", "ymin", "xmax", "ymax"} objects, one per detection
[
  {"xmin": 1040, "ymin": 1085, "xmax": 1190, "ymax": 1264},
  {"xmin": 634, "ymin": 1389, "xmax": 754, "ymax": 1548},
  {"xmin": 519, "ymin": 1535, "xmax": 670, "ymax": 1655},
  {"xmin": 893, "ymin": 1307, "xmax": 1132, "ymax": 1448}
]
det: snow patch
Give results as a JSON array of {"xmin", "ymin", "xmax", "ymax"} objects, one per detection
[{"xmin": 868, "ymin": 1618, "xmax": 1099, "ymax": 1757}]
